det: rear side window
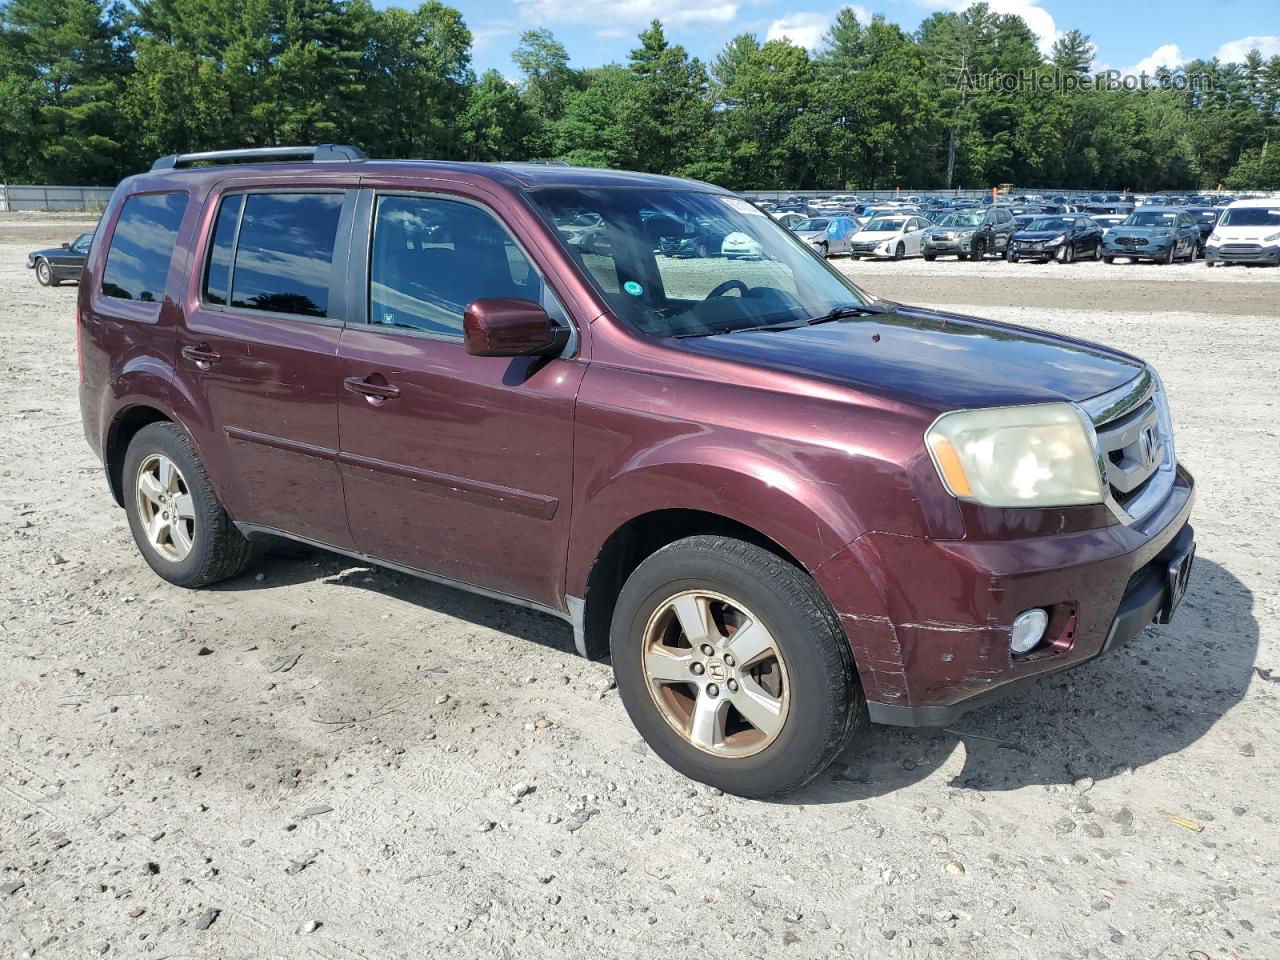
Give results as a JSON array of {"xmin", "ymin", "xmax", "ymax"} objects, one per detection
[
  {"xmin": 226, "ymin": 193, "xmax": 343, "ymax": 317},
  {"xmin": 102, "ymin": 192, "xmax": 188, "ymax": 302}
]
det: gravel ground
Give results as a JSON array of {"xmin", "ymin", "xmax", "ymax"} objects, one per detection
[{"xmin": 1, "ymin": 215, "xmax": 1277, "ymax": 960}]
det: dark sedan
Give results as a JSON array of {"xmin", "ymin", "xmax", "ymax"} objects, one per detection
[
  {"xmin": 1183, "ymin": 206, "xmax": 1221, "ymax": 257},
  {"xmin": 27, "ymin": 232, "xmax": 92, "ymax": 285},
  {"xmin": 1007, "ymin": 215, "xmax": 1104, "ymax": 263}
]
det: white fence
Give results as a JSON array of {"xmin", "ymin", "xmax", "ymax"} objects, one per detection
[{"xmin": 0, "ymin": 184, "xmax": 115, "ymax": 213}]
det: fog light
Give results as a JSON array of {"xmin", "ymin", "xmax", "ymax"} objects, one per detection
[{"xmin": 1010, "ymin": 608, "xmax": 1050, "ymax": 655}]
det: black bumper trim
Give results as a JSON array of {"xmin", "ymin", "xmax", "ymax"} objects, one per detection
[{"xmin": 867, "ymin": 522, "xmax": 1195, "ymax": 728}]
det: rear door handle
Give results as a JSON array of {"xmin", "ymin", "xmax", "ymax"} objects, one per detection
[
  {"xmin": 181, "ymin": 344, "xmax": 221, "ymax": 369},
  {"xmin": 344, "ymin": 376, "xmax": 401, "ymax": 402}
]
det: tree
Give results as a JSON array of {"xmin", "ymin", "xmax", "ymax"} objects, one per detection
[
  {"xmin": 460, "ymin": 69, "xmax": 535, "ymax": 161},
  {"xmin": 0, "ymin": 0, "xmax": 132, "ymax": 183},
  {"xmin": 1050, "ymin": 29, "xmax": 1094, "ymax": 75},
  {"xmin": 623, "ymin": 21, "xmax": 713, "ymax": 177},
  {"xmin": 512, "ymin": 26, "xmax": 574, "ymax": 153}
]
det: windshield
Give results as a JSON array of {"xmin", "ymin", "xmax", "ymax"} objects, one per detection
[
  {"xmin": 528, "ymin": 188, "xmax": 869, "ymax": 338},
  {"xmin": 864, "ymin": 218, "xmax": 906, "ymax": 232},
  {"xmin": 1221, "ymin": 207, "xmax": 1280, "ymax": 227},
  {"xmin": 1125, "ymin": 211, "xmax": 1180, "ymax": 227},
  {"xmin": 792, "ymin": 218, "xmax": 830, "ymax": 232},
  {"xmin": 1024, "ymin": 217, "xmax": 1075, "ymax": 232},
  {"xmin": 73, "ymin": 233, "xmax": 93, "ymax": 252},
  {"xmin": 937, "ymin": 213, "xmax": 984, "ymax": 227}
]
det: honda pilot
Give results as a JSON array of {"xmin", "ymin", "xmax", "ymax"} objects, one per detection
[{"xmin": 78, "ymin": 146, "xmax": 1196, "ymax": 797}]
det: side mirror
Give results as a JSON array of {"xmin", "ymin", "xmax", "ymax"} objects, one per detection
[
  {"xmin": 464, "ymin": 298, "xmax": 567, "ymax": 358},
  {"xmin": 61, "ymin": 242, "xmax": 71, "ymax": 250}
]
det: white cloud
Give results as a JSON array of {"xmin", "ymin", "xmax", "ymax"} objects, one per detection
[
  {"xmin": 513, "ymin": 0, "xmax": 740, "ymax": 31},
  {"xmin": 766, "ymin": 13, "xmax": 830, "ymax": 50},
  {"xmin": 1124, "ymin": 43, "xmax": 1186, "ymax": 76},
  {"xmin": 1215, "ymin": 35, "xmax": 1280, "ymax": 63}
]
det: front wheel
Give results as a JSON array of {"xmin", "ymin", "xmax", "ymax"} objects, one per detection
[
  {"xmin": 123, "ymin": 422, "xmax": 253, "ymax": 588},
  {"xmin": 893, "ymin": 242, "xmax": 905, "ymax": 261},
  {"xmin": 817, "ymin": 242, "xmax": 828, "ymax": 259},
  {"xmin": 611, "ymin": 536, "xmax": 863, "ymax": 798},
  {"xmin": 1103, "ymin": 255, "xmax": 1115, "ymax": 264},
  {"xmin": 35, "ymin": 259, "xmax": 57, "ymax": 286},
  {"xmin": 922, "ymin": 252, "xmax": 936, "ymax": 261}
]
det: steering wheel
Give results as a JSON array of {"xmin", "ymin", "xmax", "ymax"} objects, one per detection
[{"xmin": 706, "ymin": 279, "xmax": 749, "ymax": 299}]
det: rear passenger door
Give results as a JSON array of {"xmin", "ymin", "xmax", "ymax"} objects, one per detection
[
  {"xmin": 174, "ymin": 188, "xmax": 357, "ymax": 549},
  {"xmin": 335, "ymin": 190, "xmax": 585, "ymax": 608}
]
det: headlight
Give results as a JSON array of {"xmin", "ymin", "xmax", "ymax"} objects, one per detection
[
  {"xmin": 1265, "ymin": 231, "xmax": 1280, "ymax": 243},
  {"xmin": 1048, "ymin": 235, "xmax": 1065, "ymax": 245},
  {"xmin": 958, "ymin": 230, "xmax": 975, "ymax": 240},
  {"xmin": 925, "ymin": 403, "xmax": 1104, "ymax": 508},
  {"xmin": 1207, "ymin": 233, "xmax": 1220, "ymax": 244}
]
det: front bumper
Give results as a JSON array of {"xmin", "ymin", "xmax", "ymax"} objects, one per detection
[
  {"xmin": 1205, "ymin": 243, "xmax": 1280, "ymax": 265},
  {"xmin": 815, "ymin": 468, "xmax": 1195, "ymax": 726},
  {"xmin": 1105, "ymin": 239, "xmax": 1169, "ymax": 258},
  {"xmin": 923, "ymin": 238, "xmax": 972, "ymax": 254}
]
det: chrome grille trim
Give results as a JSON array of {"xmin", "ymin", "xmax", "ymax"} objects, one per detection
[{"xmin": 1081, "ymin": 368, "xmax": 1176, "ymax": 525}]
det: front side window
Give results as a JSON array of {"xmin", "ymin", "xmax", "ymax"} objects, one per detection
[
  {"xmin": 369, "ymin": 195, "xmax": 544, "ymax": 337},
  {"xmin": 102, "ymin": 192, "xmax": 188, "ymax": 302},
  {"xmin": 72, "ymin": 233, "xmax": 93, "ymax": 253},
  {"xmin": 230, "ymin": 193, "xmax": 343, "ymax": 317},
  {"xmin": 528, "ymin": 187, "xmax": 868, "ymax": 338}
]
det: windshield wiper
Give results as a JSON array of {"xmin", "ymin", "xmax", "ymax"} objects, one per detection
[{"xmin": 674, "ymin": 303, "xmax": 891, "ymax": 338}]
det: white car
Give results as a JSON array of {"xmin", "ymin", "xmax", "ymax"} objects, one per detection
[
  {"xmin": 721, "ymin": 232, "xmax": 763, "ymax": 259},
  {"xmin": 1204, "ymin": 198, "xmax": 1280, "ymax": 266},
  {"xmin": 847, "ymin": 215, "xmax": 931, "ymax": 260}
]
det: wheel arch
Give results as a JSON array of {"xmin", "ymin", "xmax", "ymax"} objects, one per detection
[
  {"xmin": 104, "ymin": 405, "xmax": 177, "ymax": 506},
  {"xmin": 577, "ymin": 508, "xmax": 810, "ymax": 661}
]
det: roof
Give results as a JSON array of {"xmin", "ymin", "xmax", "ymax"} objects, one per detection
[{"xmin": 1225, "ymin": 197, "xmax": 1280, "ymax": 208}]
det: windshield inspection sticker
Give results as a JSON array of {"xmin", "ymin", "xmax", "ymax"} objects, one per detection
[{"xmin": 623, "ymin": 280, "xmax": 644, "ymax": 296}]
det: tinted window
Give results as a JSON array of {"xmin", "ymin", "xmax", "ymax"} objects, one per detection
[
  {"xmin": 230, "ymin": 193, "xmax": 343, "ymax": 317},
  {"xmin": 370, "ymin": 195, "xmax": 543, "ymax": 337},
  {"xmin": 203, "ymin": 194, "xmax": 243, "ymax": 306},
  {"xmin": 102, "ymin": 192, "xmax": 188, "ymax": 302}
]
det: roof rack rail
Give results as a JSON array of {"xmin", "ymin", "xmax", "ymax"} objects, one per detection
[{"xmin": 151, "ymin": 144, "xmax": 367, "ymax": 171}]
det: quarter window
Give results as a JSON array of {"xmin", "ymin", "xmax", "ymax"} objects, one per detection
[
  {"xmin": 102, "ymin": 192, "xmax": 188, "ymax": 302},
  {"xmin": 369, "ymin": 195, "xmax": 544, "ymax": 337},
  {"xmin": 203, "ymin": 194, "xmax": 243, "ymax": 306},
  {"xmin": 229, "ymin": 193, "xmax": 343, "ymax": 317}
]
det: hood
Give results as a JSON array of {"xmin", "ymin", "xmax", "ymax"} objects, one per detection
[
  {"xmin": 670, "ymin": 304, "xmax": 1144, "ymax": 413},
  {"xmin": 1213, "ymin": 225, "xmax": 1279, "ymax": 242},
  {"xmin": 1013, "ymin": 230, "xmax": 1065, "ymax": 242},
  {"xmin": 1110, "ymin": 224, "xmax": 1175, "ymax": 238},
  {"xmin": 28, "ymin": 246, "xmax": 78, "ymax": 259},
  {"xmin": 854, "ymin": 230, "xmax": 898, "ymax": 240}
]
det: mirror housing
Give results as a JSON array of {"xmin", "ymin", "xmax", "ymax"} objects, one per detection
[
  {"xmin": 61, "ymin": 242, "xmax": 71, "ymax": 250},
  {"xmin": 464, "ymin": 298, "xmax": 567, "ymax": 358}
]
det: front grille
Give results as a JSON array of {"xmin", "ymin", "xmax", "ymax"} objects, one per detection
[
  {"xmin": 1220, "ymin": 243, "xmax": 1262, "ymax": 258},
  {"xmin": 1084, "ymin": 369, "xmax": 1175, "ymax": 524},
  {"xmin": 1115, "ymin": 236, "xmax": 1148, "ymax": 247}
]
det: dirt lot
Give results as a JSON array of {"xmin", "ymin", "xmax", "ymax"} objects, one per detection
[{"xmin": 1, "ymin": 213, "xmax": 1278, "ymax": 960}]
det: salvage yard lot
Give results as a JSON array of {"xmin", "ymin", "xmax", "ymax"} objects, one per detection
[{"xmin": 1, "ymin": 213, "xmax": 1277, "ymax": 959}]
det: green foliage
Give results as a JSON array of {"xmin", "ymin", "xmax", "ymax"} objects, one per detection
[{"xmin": 1, "ymin": 0, "xmax": 1278, "ymax": 190}]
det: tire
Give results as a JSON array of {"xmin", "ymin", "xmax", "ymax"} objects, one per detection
[
  {"xmin": 1057, "ymin": 243, "xmax": 1074, "ymax": 264},
  {"xmin": 818, "ymin": 243, "xmax": 828, "ymax": 258},
  {"xmin": 35, "ymin": 259, "xmax": 57, "ymax": 286},
  {"xmin": 1164, "ymin": 244, "xmax": 1175, "ymax": 265},
  {"xmin": 1103, "ymin": 256, "xmax": 1115, "ymax": 264},
  {"xmin": 123, "ymin": 422, "xmax": 253, "ymax": 588},
  {"xmin": 972, "ymin": 238, "xmax": 987, "ymax": 260},
  {"xmin": 610, "ymin": 535, "xmax": 864, "ymax": 798},
  {"xmin": 893, "ymin": 242, "xmax": 905, "ymax": 261},
  {"xmin": 1093, "ymin": 243, "xmax": 1102, "ymax": 261},
  {"xmin": 696, "ymin": 242, "xmax": 708, "ymax": 259},
  {"xmin": 1006, "ymin": 251, "xmax": 1019, "ymax": 263},
  {"xmin": 922, "ymin": 252, "xmax": 936, "ymax": 262}
]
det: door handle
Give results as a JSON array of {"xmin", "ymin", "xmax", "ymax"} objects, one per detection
[
  {"xmin": 344, "ymin": 376, "xmax": 401, "ymax": 403},
  {"xmin": 182, "ymin": 343, "xmax": 221, "ymax": 369}
]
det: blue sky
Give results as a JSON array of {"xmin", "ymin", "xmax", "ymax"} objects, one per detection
[{"xmin": 378, "ymin": 0, "xmax": 1280, "ymax": 79}]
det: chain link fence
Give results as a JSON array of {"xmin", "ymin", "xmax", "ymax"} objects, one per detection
[{"xmin": 0, "ymin": 184, "xmax": 115, "ymax": 213}]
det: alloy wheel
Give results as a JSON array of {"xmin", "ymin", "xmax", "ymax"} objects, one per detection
[
  {"xmin": 36, "ymin": 261, "xmax": 51, "ymax": 285},
  {"xmin": 135, "ymin": 453, "xmax": 196, "ymax": 562},
  {"xmin": 641, "ymin": 589, "xmax": 790, "ymax": 758}
]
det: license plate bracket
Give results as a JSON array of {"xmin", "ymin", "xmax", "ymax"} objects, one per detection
[{"xmin": 1156, "ymin": 542, "xmax": 1195, "ymax": 624}]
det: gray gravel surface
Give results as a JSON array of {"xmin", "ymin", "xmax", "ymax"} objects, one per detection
[{"xmin": 1, "ymin": 216, "xmax": 1277, "ymax": 959}]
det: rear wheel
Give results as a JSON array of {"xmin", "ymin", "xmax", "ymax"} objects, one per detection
[
  {"xmin": 35, "ymin": 259, "xmax": 57, "ymax": 286},
  {"xmin": 611, "ymin": 536, "xmax": 863, "ymax": 798},
  {"xmin": 123, "ymin": 422, "xmax": 253, "ymax": 588}
]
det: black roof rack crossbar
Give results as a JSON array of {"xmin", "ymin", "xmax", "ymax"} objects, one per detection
[{"xmin": 151, "ymin": 144, "xmax": 367, "ymax": 171}]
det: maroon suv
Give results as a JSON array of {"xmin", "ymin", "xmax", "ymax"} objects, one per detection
[{"xmin": 78, "ymin": 146, "xmax": 1195, "ymax": 797}]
